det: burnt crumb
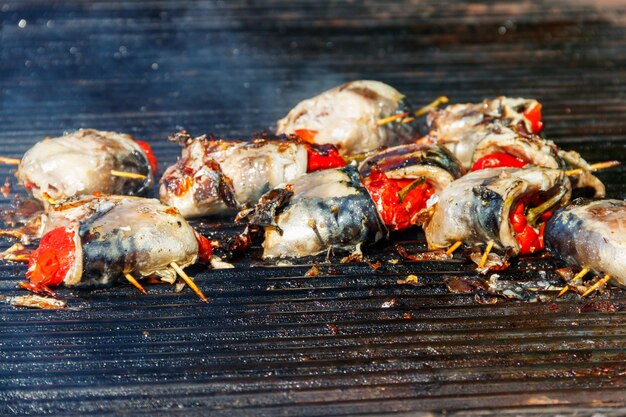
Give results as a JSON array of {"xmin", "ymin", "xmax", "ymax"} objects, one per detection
[
  {"xmin": 474, "ymin": 289, "xmax": 498, "ymax": 304},
  {"xmin": 305, "ymin": 265, "xmax": 320, "ymax": 277},
  {"xmin": 396, "ymin": 244, "xmax": 451, "ymax": 261},
  {"xmin": 445, "ymin": 276, "xmax": 488, "ymax": 294},
  {"xmin": 548, "ymin": 303, "xmax": 560, "ymax": 313},
  {"xmin": 0, "ymin": 177, "xmax": 11, "ymax": 198},
  {"xmin": 326, "ymin": 323, "xmax": 339, "ymax": 335},
  {"xmin": 578, "ymin": 300, "xmax": 621, "ymax": 313}
]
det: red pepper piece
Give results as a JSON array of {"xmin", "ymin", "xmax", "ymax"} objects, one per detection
[
  {"xmin": 294, "ymin": 129, "xmax": 318, "ymax": 143},
  {"xmin": 306, "ymin": 144, "xmax": 346, "ymax": 172},
  {"xmin": 523, "ymin": 102, "xmax": 544, "ymax": 134},
  {"xmin": 364, "ymin": 169, "xmax": 434, "ymax": 231},
  {"xmin": 471, "ymin": 152, "xmax": 529, "ymax": 171},
  {"xmin": 135, "ymin": 140, "xmax": 159, "ymax": 174},
  {"xmin": 193, "ymin": 230, "xmax": 213, "ymax": 264},
  {"xmin": 22, "ymin": 227, "xmax": 76, "ymax": 295}
]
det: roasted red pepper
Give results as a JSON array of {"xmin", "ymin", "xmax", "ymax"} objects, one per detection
[
  {"xmin": 523, "ymin": 102, "xmax": 543, "ymax": 134},
  {"xmin": 294, "ymin": 129, "xmax": 318, "ymax": 143},
  {"xmin": 135, "ymin": 140, "xmax": 159, "ymax": 174},
  {"xmin": 471, "ymin": 152, "xmax": 529, "ymax": 171},
  {"xmin": 193, "ymin": 230, "xmax": 213, "ymax": 263},
  {"xmin": 364, "ymin": 169, "xmax": 434, "ymax": 231},
  {"xmin": 21, "ymin": 227, "xmax": 76, "ymax": 295},
  {"xmin": 306, "ymin": 144, "xmax": 346, "ymax": 172},
  {"xmin": 509, "ymin": 201, "xmax": 552, "ymax": 255}
]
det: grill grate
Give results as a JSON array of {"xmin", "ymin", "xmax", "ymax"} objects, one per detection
[{"xmin": 1, "ymin": 1, "xmax": 626, "ymax": 415}]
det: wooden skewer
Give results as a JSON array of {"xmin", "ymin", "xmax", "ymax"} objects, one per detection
[
  {"xmin": 445, "ymin": 241, "xmax": 463, "ymax": 256},
  {"xmin": 582, "ymin": 274, "xmax": 612, "ymax": 297},
  {"xmin": 565, "ymin": 160, "xmax": 621, "ymax": 176},
  {"xmin": 377, "ymin": 112, "xmax": 408, "ymax": 126},
  {"xmin": 110, "ymin": 170, "xmax": 146, "ymax": 180},
  {"xmin": 124, "ymin": 273, "xmax": 147, "ymax": 295},
  {"xmin": 41, "ymin": 192, "xmax": 58, "ymax": 205},
  {"xmin": 478, "ymin": 240, "xmax": 494, "ymax": 269},
  {"xmin": 377, "ymin": 96, "xmax": 450, "ymax": 126},
  {"xmin": 0, "ymin": 157, "xmax": 21, "ymax": 165},
  {"xmin": 170, "ymin": 261, "xmax": 208, "ymax": 303},
  {"xmin": 413, "ymin": 96, "xmax": 450, "ymax": 118},
  {"xmin": 557, "ymin": 268, "xmax": 590, "ymax": 297}
]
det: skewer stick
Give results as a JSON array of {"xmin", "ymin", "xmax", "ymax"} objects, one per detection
[
  {"xmin": 445, "ymin": 241, "xmax": 463, "ymax": 256},
  {"xmin": 557, "ymin": 268, "xmax": 590, "ymax": 297},
  {"xmin": 377, "ymin": 112, "xmax": 408, "ymax": 126},
  {"xmin": 565, "ymin": 161, "xmax": 621, "ymax": 176},
  {"xmin": 413, "ymin": 96, "xmax": 450, "ymax": 118},
  {"xmin": 0, "ymin": 157, "xmax": 21, "ymax": 165},
  {"xmin": 377, "ymin": 96, "xmax": 450, "ymax": 126},
  {"xmin": 41, "ymin": 192, "xmax": 58, "ymax": 205},
  {"xmin": 582, "ymin": 274, "xmax": 612, "ymax": 297},
  {"xmin": 124, "ymin": 273, "xmax": 147, "ymax": 295},
  {"xmin": 478, "ymin": 240, "xmax": 494, "ymax": 269},
  {"xmin": 170, "ymin": 261, "xmax": 208, "ymax": 303},
  {"xmin": 110, "ymin": 170, "xmax": 147, "ymax": 180}
]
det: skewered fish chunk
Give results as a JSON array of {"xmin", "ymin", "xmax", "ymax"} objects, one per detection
[
  {"xmin": 238, "ymin": 165, "xmax": 387, "ymax": 259},
  {"xmin": 425, "ymin": 96, "xmax": 543, "ymax": 168},
  {"xmin": 277, "ymin": 80, "xmax": 418, "ymax": 156},
  {"xmin": 424, "ymin": 167, "xmax": 571, "ymax": 256},
  {"xmin": 358, "ymin": 143, "xmax": 466, "ymax": 231},
  {"xmin": 160, "ymin": 132, "xmax": 310, "ymax": 218},
  {"xmin": 545, "ymin": 199, "xmax": 626, "ymax": 287},
  {"xmin": 22, "ymin": 195, "xmax": 211, "ymax": 295},
  {"xmin": 16, "ymin": 129, "xmax": 156, "ymax": 204}
]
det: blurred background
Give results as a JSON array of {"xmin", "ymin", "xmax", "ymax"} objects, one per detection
[{"xmin": 1, "ymin": 1, "xmax": 625, "ymax": 194}]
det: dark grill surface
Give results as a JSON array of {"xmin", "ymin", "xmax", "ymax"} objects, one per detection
[{"xmin": 1, "ymin": 1, "xmax": 626, "ymax": 415}]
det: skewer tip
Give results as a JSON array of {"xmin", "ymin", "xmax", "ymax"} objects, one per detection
[
  {"xmin": 170, "ymin": 261, "xmax": 208, "ymax": 303},
  {"xmin": 124, "ymin": 273, "xmax": 147, "ymax": 295}
]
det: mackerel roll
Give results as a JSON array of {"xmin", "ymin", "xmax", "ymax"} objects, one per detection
[
  {"xmin": 544, "ymin": 199, "xmax": 626, "ymax": 287},
  {"xmin": 424, "ymin": 167, "xmax": 571, "ymax": 256},
  {"xmin": 16, "ymin": 129, "xmax": 156, "ymax": 204},
  {"xmin": 23, "ymin": 195, "xmax": 210, "ymax": 294},
  {"xmin": 238, "ymin": 165, "xmax": 387, "ymax": 259},
  {"xmin": 358, "ymin": 143, "xmax": 466, "ymax": 231},
  {"xmin": 277, "ymin": 80, "xmax": 419, "ymax": 156},
  {"xmin": 160, "ymin": 132, "xmax": 345, "ymax": 218}
]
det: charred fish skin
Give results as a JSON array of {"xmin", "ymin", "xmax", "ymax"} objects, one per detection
[
  {"xmin": 42, "ymin": 196, "xmax": 198, "ymax": 288},
  {"xmin": 160, "ymin": 133, "xmax": 308, "ymax": 218},
  {"xmin": 245, "ymin": 166, "xmax": 387, "ymax": 259},
  {"xmin": 277, "ymin": 80, "xmax": 419, "ymax": 156},
  {"xmin": 16, "ymin": 129, "xmax": 154, "ymax": 203},
  {"xmin": 424, "ymin": 167, "xmax": 571, "ymax": 254},
  {"xmin": 358, "ymin": 143, "xmax": 466, "ymax": 189},
  {"xmin": 545, "ymin": 199, "xmax": 626, "ymax": 287}
]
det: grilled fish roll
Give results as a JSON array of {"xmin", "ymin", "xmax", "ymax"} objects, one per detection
[
  {"xmin": 23, "ymin": 195, "xmax": 209, "ymax": 294},
  {"xmin": 277, "ymin": 80, "xmax": 418, "ymax": 156},
  {"xmin": 16, "ymin": 129, "xmax": 156, "ymax": 204},
  {"xmin": 545, "ymin": 199, "xmax": 626, "ymax": 287},
  {"xmin": 424, "ymin": 167, "xmax": 571, "ymax": 256},
  {"xmin": 470, "ymin": 125, "xmax": 605, "ymax": 197},
  {"xmin": 425, "ymin": 96, "xmax": 543, "ymax": 168},
  {"xmin": 358, "ymin": 143, "xmax": 466, "ymax": 231},
  {"xmin": 160, "ymin": 132, "xmax": 309, "ymax": 218},
  {"xmin": 239, "ymin": 165, "xmax": 387, "ymax": 259}
]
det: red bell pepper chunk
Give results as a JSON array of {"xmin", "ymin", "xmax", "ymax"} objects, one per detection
[
  {"xmin": 294, "ymin": 129, "xmax": 318, "ymax": 143},
  {"xmin": 21, "ymin": 227, "xmax": 76, "ymax": 295},
  {"xmin": 471, "ymin": 152, "xmax": 529, "ymax": 171},
  {"xmin": 306, "ymin": 144, "xmax": 346, "ymax": 172},
  {"xmin": 135, "ymin": 140, "xmax": 159, "ymax": 174},
  {"xmin": 193, "ymin": 230, "xmax": 213, "ymax": 263},
  {"xmin": 523, "ymin": 102, "xmax": 544, "ymax": 134},
  {"xmin": 364, "ymin": 169, "xmax": 434, "ymax": 231}
]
